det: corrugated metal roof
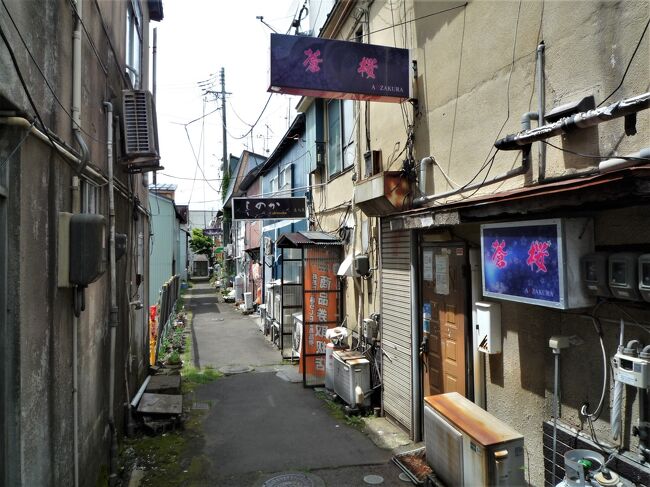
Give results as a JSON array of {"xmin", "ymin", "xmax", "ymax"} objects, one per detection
[{"xmin": 276, "ymin": 231, "xmax": 342, "ymax": 247}]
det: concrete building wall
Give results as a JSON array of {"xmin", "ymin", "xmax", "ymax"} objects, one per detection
[{"xmin": 0, "ymin": 0, "xmax": 156, "ymax": 484}]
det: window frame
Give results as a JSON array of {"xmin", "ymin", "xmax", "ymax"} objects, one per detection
[
  {"xmin": 326, "ymin": 99, "xmax": 355, "ymax": 179},
  {"xmin": 125, "ymin": 0, "xmax": 143, "ymax": 88}
]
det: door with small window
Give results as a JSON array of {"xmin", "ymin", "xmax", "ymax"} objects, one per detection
[{"xmin": 421, "ymin": 244, "xmax": 468, "ymax": 397}]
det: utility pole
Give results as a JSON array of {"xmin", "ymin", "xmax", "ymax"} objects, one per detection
[
  {"xmin": 220, "ymin": 67, "xmax": 228, "ymax": 180},
  {"xmin": 152, "ymin": 27, "xmax": 158, "ymax": 185}
]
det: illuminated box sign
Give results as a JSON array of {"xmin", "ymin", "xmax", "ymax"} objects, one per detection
[
  {"xmin": 203, "ymin": 228, "xmax": 222, "ymax": 236},
  {"xmin": 232, "ymin": 197, "xmax": 307, "ymax": 220},
  {"xmin": 269, "ymin": 33, "xmax": 410, "ymax": 103},
  {"xmin": 481, "ymin": 219, "xmax": 595, "ymax": 309}
]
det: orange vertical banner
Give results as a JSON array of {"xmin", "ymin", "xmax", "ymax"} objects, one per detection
[{"xmin": 301, "ymin": 247, "xmax": 340, "ymax": 382}]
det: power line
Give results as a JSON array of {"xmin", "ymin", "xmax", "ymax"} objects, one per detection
[
  {"xmin": 0, "ymin": 21, "xmax": 76, "ymax": 170},
  {"xmin": 598, "ymin": 16, "xmax": 650, "ymax": 107},
  {"xmin": 160, "ymin": 173, "xmax": 224, "ymax": 181},
  {"xmin": 363, "ymin": 3, "xmax": 468, "ymax": 39},
  {"xmin": 542, "ymin": 140, "xmax": 650, "ymax": 161},
  {"xmin": 1, "ymin": 0, "xmax": 106, "ymax": 144}
]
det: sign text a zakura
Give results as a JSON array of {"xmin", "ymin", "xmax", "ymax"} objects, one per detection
[
  {"xmin": 269, "ymin": 33, "xmax": 410, "ymax": 103},
  {"xmin": 481, "ymin": 220, "xmax": 564, "ymax": 308}
]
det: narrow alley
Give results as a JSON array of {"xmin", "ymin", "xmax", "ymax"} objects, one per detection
[{"xmin": 177, "ymin": 281, "xmax": 410, "ymax": 486}]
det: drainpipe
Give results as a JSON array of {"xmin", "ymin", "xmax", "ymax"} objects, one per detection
[
  {"xmin": 409, "ymin": 230, "xmax": 422, "ymax": 441},
  {"xmin": 495, "ymin": 92, "xmax": 650, "ymax": 150},
  {"xmin": 72, "ymin": 0, "xmax": 89, "ymax": 174},
  {"xmin": 536, "ymin": 41, "xmax": 546, "ymax": 181},
  {"xmin": 104, "ymin": 101, "xmax": 119, "ymax": 486},
  {"xmin": 469, "ymin": 248, "xmax": 485, "ymax": 409},
  {"xmin": 72, "ymin": 176, "xmax": 80, "ymax": 487}
]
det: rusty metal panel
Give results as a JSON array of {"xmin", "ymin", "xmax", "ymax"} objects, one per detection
[{"xmin": 424, "ymin": 392, "xmax": 522, "ymax": 447}]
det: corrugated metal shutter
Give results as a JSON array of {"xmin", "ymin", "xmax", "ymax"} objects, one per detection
[{"xmin": 380, "ymin": 223, "xmax": 412, "ymax": 433}]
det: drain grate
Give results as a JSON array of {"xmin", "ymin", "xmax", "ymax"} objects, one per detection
[{"xmin": 263, "ymin": 472, "xmax": 321, "ymax": 487}]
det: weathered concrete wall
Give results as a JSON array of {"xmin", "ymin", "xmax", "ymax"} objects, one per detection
[{"xmin": 0, "ymin": 0, "xmax": 155, "ymax": 485}]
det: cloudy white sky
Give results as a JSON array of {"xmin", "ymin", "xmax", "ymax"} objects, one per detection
[{"xmin": 152, "ymin": 0, "xmax": 304, "ymax": 210}]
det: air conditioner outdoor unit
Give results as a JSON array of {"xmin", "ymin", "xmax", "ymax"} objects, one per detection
[
  {"xmin": 331, "ymin": 350, "xmax": 371, "ymax": 408},
  {"xmin": 424, "ymin": 392, "xmax": 525, "ymax": 486},
  {"xmin": 120, "ymin": 89, "xmax": 161, "ymax": 172}
]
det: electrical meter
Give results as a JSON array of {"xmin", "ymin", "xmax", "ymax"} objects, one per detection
[
  {"xmin": 638, "ymin": 254, "xmax": 650, "ymax": 303},
  {"xmin": 581, "ymin": 253, "xmax": 611, "ymax": 297},
  {"xmin": 612, "ymin": 351, "xmax": 650, "ymax": 388},
  {"xmin": 608, "ymin": 253, "xmax": 642, "ymax": 301}
]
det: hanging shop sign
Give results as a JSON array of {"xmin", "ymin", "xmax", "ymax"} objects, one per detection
[
  {"xmin": 480, "ymin": 219, "xmax": 594, "ymax": 309},
  {"xmin": 202, "ymin": 228, "xmax": 222, "ymax": 236},
  {"xmin": 232, "ymin": 197, "xmax": 307, "ymax": 220},
  {"xmin": 269, "ymin": 33, "xmax": 410, "ymax": 103}
]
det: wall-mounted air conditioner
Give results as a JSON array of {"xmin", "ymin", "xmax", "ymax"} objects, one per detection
[
  {"xmin": 424, "ymin": 392, "xmax": 525, "ymax": 486},
  {"xmin": 120, "ymin": 89, "xmax": 161, "ymax": 173},
  {"xmin": 331, "ymin": 350, "xmax": 371, "ymax": 408}
]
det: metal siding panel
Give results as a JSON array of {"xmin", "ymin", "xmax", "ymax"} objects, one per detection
[{"xmin": 381, "ymin": 228, "xmax": 412, "ymax": 433}]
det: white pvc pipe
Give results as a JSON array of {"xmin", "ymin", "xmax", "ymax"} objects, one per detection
[{"xmin": 598, "ymin": 147, "xmax": 650, "ymax": 173}]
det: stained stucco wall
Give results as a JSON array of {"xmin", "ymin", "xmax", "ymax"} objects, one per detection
[{"xmin": 412, "ymin": 0, "xmax": 649, "ymax": 195}]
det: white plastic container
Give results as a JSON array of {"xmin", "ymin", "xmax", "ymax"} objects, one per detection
[
  {"xmin": 234, "ymin": 275, "xmax": 244, "ymax": 302},
  {"xmin": 243, "ymin": 291, "xmax": 253, "ymax": 310}
]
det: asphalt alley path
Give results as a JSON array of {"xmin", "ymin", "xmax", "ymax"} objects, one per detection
[{"xmin": 184, "ymin": 281, "xmax": 404, "ymax": 486}]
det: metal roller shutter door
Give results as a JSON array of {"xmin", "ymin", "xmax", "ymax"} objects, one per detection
[{"xmin": 380, "ymin": 224, "xmax": 412, "ymax": 434}]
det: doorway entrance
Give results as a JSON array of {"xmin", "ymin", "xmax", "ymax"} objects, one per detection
[{"xmin": 420, "ymin": 243, "xmax": 469, "ymax": 397}]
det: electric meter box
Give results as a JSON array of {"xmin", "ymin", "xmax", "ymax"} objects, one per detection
[
  {"xmin": 580, "ymin": 252, "xmax": 611, "ymax": 297},
  {"xmin": 608, "ymin": 253, "xmax": 641, "ymax": 301},
  {"xmin": 612, "ymin": 351, "xmax": 650, "ymax": 388},
  {"xmin": 638, "ymin": 254, "xmax": 650, "ymax": 302},
  {"xmin": 481, "ymin": 218, "xmax": 595, "ymax": 309},
  {"xmin": 69, "ymin": 214, "xmax": 106, "ymax": 286},
  {"xmin": 476, "ymin": 301, "xmax": 501, "ymax": 354}
]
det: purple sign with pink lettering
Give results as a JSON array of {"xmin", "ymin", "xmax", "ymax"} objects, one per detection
[{"xmin": 269, "ymin": 34, "xmax": 410, "ymax": 103}]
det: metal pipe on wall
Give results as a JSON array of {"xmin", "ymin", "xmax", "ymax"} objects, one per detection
[
  {"xmin": 536, "ymin": 41, "xmax": 546, "ymax": 181},
  {"xmin": 71, "ymin": 175, "xmax": 80, "ymax": 487},
  {"xmin": 104, "ymin": 101, "xmax": 119, "ymax": 486},
  {"xmin": 409, "ymin": 229, "xmax": 422, "ymax": 441},
  {"xmin": 72, "ymin": 0, "xmax": 89, "ymax": 174}
]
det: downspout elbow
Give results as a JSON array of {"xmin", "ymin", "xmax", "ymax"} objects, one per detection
[
  {"xmin": 419, "ymin": 156, "xmax": 434, "ymax": 194},
  {"xmin": 521, "ymin": 112, "xmax": 539, "ymax": 131},
  {"xmin": 73, "ymin": 130, "xmax": 89, "ymax": 175}
]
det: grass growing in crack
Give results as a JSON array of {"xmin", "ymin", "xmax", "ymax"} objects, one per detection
[
  {"xmin": 315, "ymin": 391, "xmax": 367, "ymax": 431},
  {"xmin": 181, "ymin": 311, "xmax": 222, "ymax": 394}
]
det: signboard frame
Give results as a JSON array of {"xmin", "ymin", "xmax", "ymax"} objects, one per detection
[
  {"xmin": 269, "ymin": 33, "xmax": 411, "ymax": 103},
  {"xmin": 480, "ymin": 219, "xmax": 568, "ymax": 309},
  {"xmin": 232, "ymin": 196, "xmax": 307, "ymax": 221}
]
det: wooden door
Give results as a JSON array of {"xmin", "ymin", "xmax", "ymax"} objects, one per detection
[{"xmin": 421, "ymin": 244, "xmax": 468, "ymax": 397}]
